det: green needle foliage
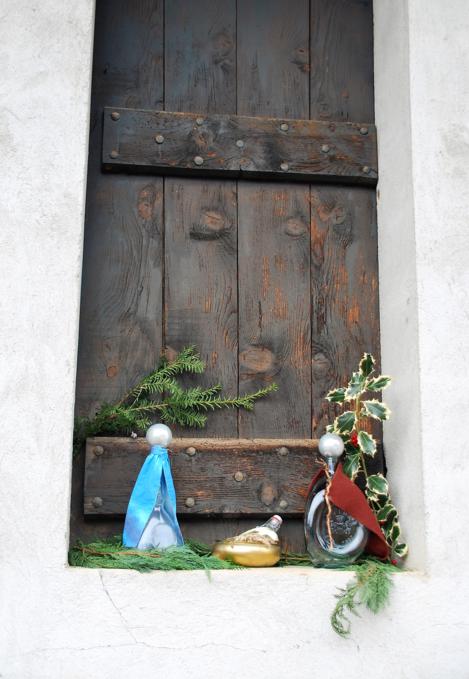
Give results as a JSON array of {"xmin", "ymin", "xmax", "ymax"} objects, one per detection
[
  {"xmin": 331, "ymin": 559, "xmax": 397, "ymax": 637},
  {"xmin": 74, "ymin": 346, "xmax": 277, "ymax": 454}
]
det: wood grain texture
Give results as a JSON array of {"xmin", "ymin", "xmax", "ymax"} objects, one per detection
[
  {"xmin": 164, "ymin": 0, "xmax": 236, "ymax": 114},
  {"xmin": 238, "ymin": 184, "xmax": 312, "ymax": 437},
  {"xmin": 84, "ymin": 436, "xmax": 384, "ymax": 517},
  {"xmin": 76, "ymin": 0, "xmax": 164, "ymax": 417},
  {"xmin": 103, "ymin": 108, "xmax": 378, "ymax": 184},
  {"xmin": 310, "ymin": 0, "xmax": 374, "ymax": 122},
  {"xmin": 310, "ymin": 186, "xmax": 380, "ymax": 434},
  {"xmin": 237, "ymin": 0, "xmax": 310, "ymax": 118},
  {"xmin": 164, "ymin": 178, "xmax": 238, "ymax": 436}
]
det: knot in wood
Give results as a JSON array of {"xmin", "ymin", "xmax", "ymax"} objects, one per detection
[{"xmin": 260, "ymin": 483, "xmax": 276, "ymax": 507}]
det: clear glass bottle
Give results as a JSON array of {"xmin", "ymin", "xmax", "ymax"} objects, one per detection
[{"xmin": 304, "ymin": 433, "xmax": 368, "ymax": 567}]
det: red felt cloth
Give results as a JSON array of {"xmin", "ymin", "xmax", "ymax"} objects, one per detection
[{"xmin": 308, "ymin": 463, "xmax": 390, "ymax": 560}]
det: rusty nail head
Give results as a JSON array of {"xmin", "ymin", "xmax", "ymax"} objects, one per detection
[
  {"xmin": 234, "ymin": 471, "xmax": 244, "ymax": 482},
  {"xmin": 110, "ymin": 150, "xmax": 119, "ymax": 159},
  {"xmin": 321, "ymin": 144, "xmax": 330, "ymax": 153},
  {"xmin": 93, "ymin": 445, "xmax": 104, "ymax": 456},
  {"xmin": 278, "ymin": 446, "xmax": 289, "ymax": 456},
  {"xmin": 196, "ymin": 117, "xmax": 204, "ymax": 126},
  {"xmin": 185, "ymin": 497, "xmax": 195, "ymax": 508},
  {"xmin": 362, "ymin": 165, "xmax": 371, "ymax": 174},
  {"xmin": 155, "ymin": 134, "xmax": 164, "ymax": 144},
  {"xmin": 360, "ymin": 126, "xmax": 369, "ymax": 135},
  {"xmin": 92, "ymin": 496, "xmax": 103, "ymax": 508},
  {"xmin": 110, "ymin": 111, "xmax": 120, "ymax": 121},
  {"xmin": 280, "ymin": 123, "xmax": 289, "ymax": 132},
  {"xmin": 194, "ymin": 156, "xmax": 204, "ymax": 166},
  {"xmin": 236, "ymin": 139, "xmax": 245, "ymax": 148},
  {"xmin": 280, "ymin": 162, "xmax": 289, "ymax": 171},
  {"xmin": 279, "ymin": 500, "xmax": 288, "ymax": 510},
  {"xmin": 186, "ymin": 446, "xmax": 197, "ymax": 457}
]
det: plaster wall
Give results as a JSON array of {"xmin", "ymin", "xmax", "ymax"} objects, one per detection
[{"xmin": 1, "ymin": 1, "xmax": 469, "ymax": 677}]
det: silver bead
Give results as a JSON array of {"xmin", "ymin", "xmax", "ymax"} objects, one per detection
[
  {"xmin": 318, "ymin": 433, "xmax": 344, "ymax": 459},
  {"xmin": 146, "ymin": 423, "xmax": 172, "ymax": 447}
]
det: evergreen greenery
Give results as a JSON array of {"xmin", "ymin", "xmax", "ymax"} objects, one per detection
[
  {"xmin": 74, "ymin": 346, "xmax": 277, "ymax": 454},
  {"xmin": 330, "ymin": 559, "xmax": 397, "ymax": 637},
  {"xmin": 325, "ymin": 353, "xmax": 408, "ymax": 560}
]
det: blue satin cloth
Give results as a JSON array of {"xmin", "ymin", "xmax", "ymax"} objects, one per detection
[{"xmin": 123, "ymin": 445, "xmax": 183, "ymax": 548}]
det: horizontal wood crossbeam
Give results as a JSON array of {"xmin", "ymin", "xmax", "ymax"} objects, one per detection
[
  {"xmin": 84, "ymin": 437, "xmax": 383, "ymax": 518},
  {"xmin": 102, "ymin": 108, "xmax": 378, "ymax": 185}
]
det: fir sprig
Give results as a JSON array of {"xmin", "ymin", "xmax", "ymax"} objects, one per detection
[
  {"xmin": 73, "ymin": 346, "xmax": 277, "ymax": 454},
  {"xmin": 331, "ymin": 559, "xmax": 397, "ymax": 637}
]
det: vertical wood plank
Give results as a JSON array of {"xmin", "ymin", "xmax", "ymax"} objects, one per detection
[
  {"xmin": 237, "ymin": 0, "xmax": 311, "ymax": 438},
  {"xmin": 310, "ymin": 186, "xmax": 380, "ymax": 434},
  {"xmin": 164, "ymin": 0, "xmax": 238, "ymax": 436},
  {"xmin": 238, "ymin": 185, "xmax": 312, "ymax": 437},
  {"xmin": 310, "ymin": 0, "xmax": 374, "ymax": 122},
  {"xmin": 76, "ymin": 0, "xmax": 164, "ymax": 417}
]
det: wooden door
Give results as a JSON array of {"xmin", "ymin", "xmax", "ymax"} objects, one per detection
[{"xmin": 72, "ymin": 0, "xmax": 380, "ymax": 551}]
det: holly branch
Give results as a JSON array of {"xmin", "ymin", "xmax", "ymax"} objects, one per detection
[{"xmin": 325, "ymin": 353, "xmax": 408, "ymax": 560}]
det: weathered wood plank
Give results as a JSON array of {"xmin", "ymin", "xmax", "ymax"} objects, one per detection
[
  {"xmin": 238, "ymin": 184, "xmax": 312, "ymax": 437},
  {"xmin": 310, "ymin": 0, "xmax": 375, "ymax": 122},
  {"xmin": 84, "ymin": 436, "xmax": 384, "ymax": 517},
  {"xmin": 84, "ymin": 436, "xmax": 321, "ymax": 516},
  {"xmin": 75, "ymin": 0, "xmax": 165, "ymax": 417},
  {"xmin": 310, "ymin": 186, "xmax": 381, "ymax": 434},
  {"xmin": 164, "ymin": 179, "xmax": 238, "ymax": 436},
  {"xmin": 164, "ymin": 0, "xmax": 238, "ymax": 437},
  {"xmin": 103, "ymin": 108, "xmax": 377, "ymax": 185}
]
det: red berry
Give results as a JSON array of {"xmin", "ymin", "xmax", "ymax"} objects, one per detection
[
  {"xmin": 350, "ymin": 431, "xmax": 359, "ymax": 447},
  {"xmin": 391, "ymin": 559, "xmax": 398, "ymax": 566}
]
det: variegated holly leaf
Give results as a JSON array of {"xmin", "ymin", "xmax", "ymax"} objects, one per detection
[
  {"xmin": 326, "ymin": 387, "xmax": 347, "ymax": 403},
  {"xmin": 367, "ymin": 473, "xmax": 389, "ymax": 496},
  {"xmin": 359, "ymin": 353, "xmax": 375, "ymax": 377},
  {"xmin": 393, "ymin": 542, "xmax": 408, "ymax": 558},
  {"xmin": 377, "ymin": 504, "xmax": 397, "ymax": 524},
  {"xmin": 343, "ymin": 453, "xmax": 360, "ymax": 480},
  {"xmin": 345, "ymin": 372, "xmax": 366, "ymax": 399},
  {"xmin": 357, "ymin": 430, "xmax": 377, "ymax": 457},
  {"xmin": 366, "ymin": 375, "xmax": 392, "ymax": 391},
  {"xmin": 362, "ymin": 399, "xmax": 391, "ymax": 421},
  {"xmin": 334, "ymin": 410, "xmax": 356, "ymax": 433},
  {"xmin": 389, "ymin": 522, "xmax": 401, "ymax": 543}
]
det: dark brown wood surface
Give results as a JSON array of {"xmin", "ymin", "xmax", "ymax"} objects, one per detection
[
  {"xmin": 73, "ymin": 0, "xmax": 379, "ymax": 552},
  {"xmin": 103, "ymin": 108, "xmax": 377, "ymax": 184}
]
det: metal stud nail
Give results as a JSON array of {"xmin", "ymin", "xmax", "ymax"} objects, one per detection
[
  {"xmin": 277, "ymin": 446, "xmax": 289, "ymax": 456},
  {"xmin": 194, "ymin": 156, "xmax": 204, "ymax": 166},
  {"xmin": 155, "ymin": 134, "xmax": 164, "ymax": 144},
  {"xmin": 321, "ymin": 144, "xmax": 330, "ymax": 153},
  {"xmin": 236, "ymin": 139, "xmax": 245, "ymax": 148},
  {"xmin": 186, "ymin": 446, "xmax": 197, "ymax": 457},
  {"xmin": 92, "ymin": 496, "xmax": 103, "ymax": 508},
  {"xmin": 234, "ymin": 471, "xmax": 245, "ymax": 482},
  {"xmin": 279, "ymin": 499, "xmax": 288, "ymax": 510},
  {"xmin": 93, "ymin": 445, "xmax": 104, "ymax": 456},
  {"xmin": 280, "ymin": 123, "xmax": 289, "ymax": 132},
  {"xmin": 110, "ymin": 150, "xmax": 119, "ymax": 159},
  {"xmin": 110, "ymin": 111, "xmax": 120, "ymax": 121},
  {"xmin": 280, "ymin": 162, "xmax": 289, "ymax": 171},
  {"xmin": 196, "ymin": 117, "xmax": 204, "ymax": 126},
  {"xmin": 362, "ymin": 165, "xmax": 371, "ymax": 174},
  {"xmin": 359, "ymin": 126, "xmax": 369, "ymax": 135},
  {"xmin": 185, "ymin": 497, "xmax": 195, "ymax": 508}
]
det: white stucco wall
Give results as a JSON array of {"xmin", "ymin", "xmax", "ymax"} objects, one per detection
[{"xmin": 1, "ymin": 1, "xmax": 469, "ymax": 677}]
